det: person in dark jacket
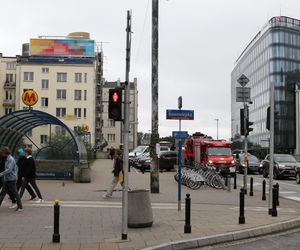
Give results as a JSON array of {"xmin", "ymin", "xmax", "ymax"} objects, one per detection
[
  {"xmin": 16, "ymin": 148, "xmax": 36, "ymax": 200},
  {"xmin": 0, "ymin": 147, "xmax": 23, "ymax": 212},
  {"xmin": 19, "ymin": 148, "xmax": 44, "ymax": 203},
  {"xmin": 103, "ymin": 149, "xmax": 123, "ymax": 198}
]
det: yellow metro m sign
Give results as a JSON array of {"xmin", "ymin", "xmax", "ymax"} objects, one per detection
[{"xmin": 22, "ymin": 89, "xmax": 38, "ymax": 107}]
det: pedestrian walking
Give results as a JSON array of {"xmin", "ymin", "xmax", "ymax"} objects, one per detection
[
  {"xmin": 16, "ymin": 148, "xmax": 36, "ymax": 200},
  {"xmin": 19, "ymin": 148, "xmax": 44, "ymax": 203},
  {"xmin": 109, "ymin": 146, "xmax": 115, "ymax": 160},
  {"xmin": 103, "ymin": 149, "xmax": 123, "ymax": 198},
  {"xmin": 0, "ymin": 147, "xmax": 23, "ymax": 212}
]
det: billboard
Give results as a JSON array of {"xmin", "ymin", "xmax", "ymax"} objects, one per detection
[{"xmin": 30, "ymin": 39, "xmax": 95, "ymax": 57}]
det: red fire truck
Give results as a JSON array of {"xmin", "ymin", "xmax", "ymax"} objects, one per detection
[{"xmin": 184, "ymin": 132, "xmax": 236, "ymax": 175}]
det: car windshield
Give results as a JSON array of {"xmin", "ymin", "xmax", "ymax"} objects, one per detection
[
  {"xmin": 207, "ymin": 147, "xmax": 231, "ymax": 156},
  {"xmin": 240, "ymin": 154, "xmax": 259, "ymax": 162},
  {"xmin": 274, "ymin": 155, "xmax": 297, "ymax": 163},
  {"xmin": 132, "ymin": 146, "xmax": 147, "ymax": 153}
]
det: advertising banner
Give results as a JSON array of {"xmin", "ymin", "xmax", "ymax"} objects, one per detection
[{"xmin": 30, "ymin": 39, "xmax": 95, "ymax": 57}]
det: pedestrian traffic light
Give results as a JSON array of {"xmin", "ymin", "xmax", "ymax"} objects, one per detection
[
  {"xmin": 246, "ymin": 118, "xmax": 254, "ymax": 136},
  {"xmin": 108, "ymin": 88, "xmax": 123, "ymax": 121},
  {"xmin": 240, "ymin": 108, "xmax": 245, "ymax": 136}
]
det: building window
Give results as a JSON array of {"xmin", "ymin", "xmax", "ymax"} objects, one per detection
[
  {"xmin": 107, "ymin": 134, "xmax": 116, "ymax": 142},
  {"xmin": 40, "ymin": 135, "xmax": 48, "ymax": 144},
  {"xmin": 24, "ymin": 72, "xmax": 34, "ymax": 82},
  {"xmin": 5, "ymin": 91, "xmax": 13, "ymax": 100},
  {"xmin": 75, "ymin": 73, "xmax": 82, "ymax": 83},
  {"xmin": 74, "ymin": 108, "xmax": 81, "ymax": 118},
  {"xmin": 41, "ymin": 97, "xmax": 48, "ymax": 107},
  {"xmin": 84, "ymin": 73, "xmax": 87, "ymax": 83},
  {"xmin": 41, "ymin": 79, "xmax": 49, "ymax": 89},
  {"xmin": 56, "ymin": 108, "xmax": 66, "ymax": 117},
  {"xmin": 42, "ymin": 67, "xmax": 49, "ymax": 73},
  {"xmin": 6, "ymin": 62, "xmax": 16, "ymax": 70},
  {"xmin": 5, "ymin": 74, "xmax": 13, "ymax": 83},
  {"xmin": 57, "ymin": 72, "xmax": 67, "ymax": 82},
  {"xmin": 74, "ymin": 90, "xmax": 82, "ymax": 100},
  {"xmin": 108, "ymin": 119, "xmax": 115, "ymax": 127},
  {"xmin": 5, "ymin": 108, "xmax": 13, "ymax": 115},
  {"xmin": 84, "ymin": 90, "xmax": 87, "ymax": 100},
  {"xmin": 84, "ymin": 108, "xmax": 87, "ymax": 118},
  {"xmin": 55, "ymin": 126, "xmax": 66, "ymax": 136},
  {"xmin": 56, "ymin": 89, "xmax": 66, "ymax": 100}
]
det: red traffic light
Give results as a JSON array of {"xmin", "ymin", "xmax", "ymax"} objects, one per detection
[{"xmin": 112, "ymin": 92, "xmax": 119, "ymax": 102}]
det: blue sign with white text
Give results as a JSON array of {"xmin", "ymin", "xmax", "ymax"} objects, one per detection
[
  {"xmin": 166, "ymin": 109, "xmax": 194, "ymax": 120},
  {"xmin": 172, "ymin": 131, "xmax": 189, "ymax": 139}
]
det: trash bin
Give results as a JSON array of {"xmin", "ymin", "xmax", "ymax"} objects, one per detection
[{"xmin": 128, "ymin": 189, "xmax": 153, "ymax": 228}]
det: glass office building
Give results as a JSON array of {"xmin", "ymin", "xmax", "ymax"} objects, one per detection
[{"xmin": 231, "ymin": 16, "xmax": 300, "ymax": 153}]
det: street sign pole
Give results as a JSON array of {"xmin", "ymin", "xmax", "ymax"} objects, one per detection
[{"xmin": 178, "ymin": 96, "xmax": 182, "ymax": 211}]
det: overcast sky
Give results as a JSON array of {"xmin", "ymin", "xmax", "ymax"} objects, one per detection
[{"xmin": 1, "ymin": 0, "xmax": 299, "ymax": 140}]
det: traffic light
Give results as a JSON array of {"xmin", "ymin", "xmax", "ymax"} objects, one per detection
[
  {"xmin": 266, "ymin": 106, "xmax": 270, "ymax": 130},
  {"xmin": 240, "ymin": 108, "xmax": 245, "ymax": 136},
  {"xmin": 108, "ymin": 88, "xmax": 123, "ymax": 121},
  {"xmin": 246, "ymin": 118, "xmax": 254, "ymax": 136}
]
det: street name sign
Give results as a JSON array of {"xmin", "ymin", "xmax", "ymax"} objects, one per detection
[
  {"xmin": 172, "ymin": 131, "xmax": 189, "ymax": 139},
  {"xmin": 166, "ymin": 109, "xmax": 194, "ymax": 120}
]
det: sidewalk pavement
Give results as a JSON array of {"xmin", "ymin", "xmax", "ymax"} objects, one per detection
[{"xmin": 1, "ymin": 158, "xmax": 300, "ymax": 250}]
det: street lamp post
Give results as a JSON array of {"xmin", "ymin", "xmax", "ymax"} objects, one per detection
[{"xmin": 214, "ymin": 118, "xmax": 219, "ymax": 140}]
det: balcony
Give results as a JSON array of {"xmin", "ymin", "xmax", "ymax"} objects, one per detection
[
  {"xmin": 3, "ymin": 81, "xmax": 16, "ymax": 89},
  {"xmin": 3, "ymin": 99, "xmax": 15, "ymax": 106}
]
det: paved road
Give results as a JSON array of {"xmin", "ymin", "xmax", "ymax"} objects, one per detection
[
  {"xmin": 198, "ymin": 228, "xmax": 300, "ymax": 250},
  {"xmin": 236, "ymin": 173, "xmax": 300, "ymax": 202}
]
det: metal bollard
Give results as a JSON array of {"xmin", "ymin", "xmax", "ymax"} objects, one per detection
[
  {"xmin": 262, "ymin": 179, "xmax": 266, "ymax": 200},
  {"xmin": 184, "ymin": 194, "xmax": 191, "ymax": 233},
  {"xmin": 227, "ymin": 176, "xmax": 231, "ymax": 192},
  {"xmin": 275, "ymin": 183, "xmax": 280, "ymax": 206},
  {"xmin": 239, "ymin": 188, "xmax": 245, "ymax": 224},
  {"xmin": 233, "ymin": 173, "xmax": 237, "ymax": 189},
  {"xmin": 271, "ymin": 186, "xmax": 277, "ymax": 217},
  {"xmin": 52, "ymin": 200, "xmax": 60, "ymax": 243},
  {"xmin": 225, "ymin": 174, "xmax": 228, "ymax": 187},
  {"xmin": 249, "ymin": 177, "xmax": 253, "ymax": 196}
]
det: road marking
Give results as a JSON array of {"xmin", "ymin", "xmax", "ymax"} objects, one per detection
[
  {"xmin": 230, "ymin": 206, "xmax": 296, "ymax": 213},
  {"xmin": 284, "ymin": 196, "xmax": 300, "ymax": 202},
  {"xmin": 19, "ymin": 200, "xmax": 185, "ymax": 210},
  {"xmin": 280, "ymin": 191, "xmax": 297, "ymax": 194}
]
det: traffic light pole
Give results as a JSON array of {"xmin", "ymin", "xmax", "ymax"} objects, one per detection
[
  {"xmin": 243, "ymin": 103, "xmax": 248, "ymax": 195},
  {"xmin": 268, "ymin": 83, "xmax": 275, "ymax": 214},
  {"xmin": 121, "ymin": 10, "xmax": 132, "ymax": 240}
]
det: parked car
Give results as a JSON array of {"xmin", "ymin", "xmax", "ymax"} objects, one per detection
[
  {"xmin": 296, "ymin": 165, "xmax": 300, "ymax": 184},
  {"xmin": 261, "ymin": 154, "xmax": 300, "ymax": 179},
  {"xmin": 128, "ymin": 146, "xmax": 149, "ymax": 166},
  {"xmin": 237, "ymin": 153, "xmax": 260, "ymax": 174},
  {"xmin": 136, "ymin": 151, "xmax": 177, "ymax": 172}
]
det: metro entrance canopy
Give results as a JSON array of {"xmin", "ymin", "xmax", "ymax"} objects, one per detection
[{"xmin": 0, "ymin": 109, "xmax": 86, "ymax": 162}]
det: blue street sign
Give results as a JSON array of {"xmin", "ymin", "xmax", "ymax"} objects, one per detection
[
  {"xmin": 166, "ymin": 109, "xmax": 194, "ymax": 120},
  {"xmin": 172, "ymin": 131, "xmax": 189, "ymax": 139}
]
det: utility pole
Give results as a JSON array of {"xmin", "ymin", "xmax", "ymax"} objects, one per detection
[
  {"xmin": 151, "ymin": 0, "xmax": 159, "ymax": 193},
  {"xmin": 215, "ymin": 118, "xmax": 219, "ymax": 140},
  {"xmin": 121, "ymin": 10, "xmax": 132, "ymax": 240}
]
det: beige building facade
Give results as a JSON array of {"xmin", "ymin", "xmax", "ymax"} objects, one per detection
[{"xmin": 0, "ymin": 34, "xmax": 138, "ymax": 153}]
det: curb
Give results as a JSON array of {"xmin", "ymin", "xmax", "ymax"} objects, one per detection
[{"xmin": 141, "ymin": 217, "xmax": 300, "ymax": 250}]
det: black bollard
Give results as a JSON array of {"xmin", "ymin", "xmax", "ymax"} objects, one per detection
[
  {"xmin": 52, "ymin": 200, "xmax": 60, "ymax": 243},
  {"xmin": 184, "ymin": 194, "xmax": 191, "ymax": 233},
  {"xmin": 239, "ymin": 188, "xmax": 245, "ymax": 224},
  {"xmin": 233, "ymin": 173, "xmax": 237, "ymax": 189},
  {"xmin": 225, "ymin": 174, "xmax": 228, "ymax": 187},
  {"xmin": 275, "ymin": 183, "xmax": 280, "ymax": 206},
  {"xmin": 250, "ymin": 177, "xmax": 253, "ymax": 196},
  {"xmin": 271, "ymin": 186, "xmax": 277, "ymax": 217},
  {"xmin": 262, "ymin": 179, "xmax": 266, "ymax": 201}
]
